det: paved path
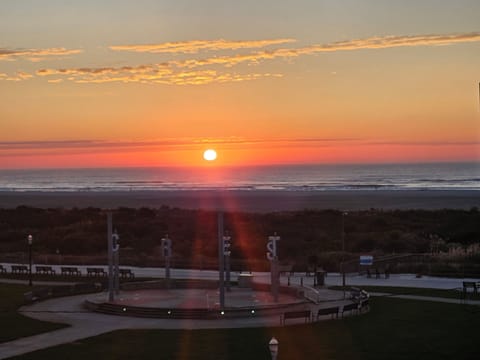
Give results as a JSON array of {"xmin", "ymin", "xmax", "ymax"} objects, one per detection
[
  {"xmin": 0, "ymin": 269, "xmax": 479, "ymax": 359},
  {"xmin": 2, "ymin": 261, "xmax": 477, "ymax": 289}
]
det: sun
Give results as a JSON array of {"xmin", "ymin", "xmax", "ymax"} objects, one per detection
[{"xmin": 203, "ymin": 149, "xmax": 217, "ymax": 161}]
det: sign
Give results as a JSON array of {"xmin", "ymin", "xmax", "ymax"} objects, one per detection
[
  {"xmin": 359, "ymin": 255, "xmax": 373, "ymax": 266},
  {"xmin": 267, "ymin": 234, "xmax": 280, "ymax": 261}
]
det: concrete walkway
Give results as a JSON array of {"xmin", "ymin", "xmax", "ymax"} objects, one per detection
[
  {"xmin": 0, "ymin": 271, "xmax": 479, "ymax": 359},
  {"xmin": 2, "ymin": 262, "xmax": 477, "ymax": 289}
]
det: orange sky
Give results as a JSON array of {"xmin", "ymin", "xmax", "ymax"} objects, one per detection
[{"xmin": 0, "ymin": 1, "xmax": 479, "ymax": 168}]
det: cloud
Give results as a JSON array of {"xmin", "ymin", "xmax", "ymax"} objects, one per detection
[
  {"xmin": 109, "ymin": 38, "xmax": 295, "ymax": 54},
  {"xmin": 174, "ymin": 31, "xmax": 480, "ymax": 68},
  {"xmin": 0, "ymin": 47, "xmax": 82, "ymax": 61},
  {"xmin": 0, "ymin": 137, "xmax": 357, "ymax": 156},
  {"xmin": 26, "ymin": 31, "xmax": 480, "ymax": 85},
  {"xmin": 299, "ymin": 31, "xmax": 480, "ymax": 52},
  {"xmin": 1, "ymin": 137, "xmax": 477, "ymax": 158},
  {"xmin": 36, "ymin": 64, "xmax": 282, "ymax": 85},
  {"xmin": 0, "ymin": 71, "xmax": 34, "ymax": 81}
]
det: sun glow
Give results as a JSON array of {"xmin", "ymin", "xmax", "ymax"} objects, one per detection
[{"xmin": 203, "ymin": 149, "xmax": 217, "ymax": 161}]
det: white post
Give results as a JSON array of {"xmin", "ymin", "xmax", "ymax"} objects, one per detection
[
  {"xmin": 267, "ymin": 233, "xmax": 280, "ymax": 302},
  {"xmin": 269, "ymin": 337, "xmax": 279, "ymax": 360}
]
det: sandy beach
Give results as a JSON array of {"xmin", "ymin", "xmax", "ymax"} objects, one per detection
[{"xmin": 0, "ymin": 190, "xmax": 478, "ymax": 212}]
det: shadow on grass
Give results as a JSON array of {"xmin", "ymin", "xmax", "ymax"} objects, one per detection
[{"xmin": 10, "ymin": 297, "xmax": 480, "ymax": 360}]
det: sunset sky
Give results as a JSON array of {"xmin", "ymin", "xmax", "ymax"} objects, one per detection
[{"xmin": 1, "ymin": 0, "xmax": 479, "ymax": 168}]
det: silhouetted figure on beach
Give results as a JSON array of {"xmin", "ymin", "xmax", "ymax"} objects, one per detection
[{"xmin": 375, "ymin": 268, "xmax": 380, "ymax": 279}]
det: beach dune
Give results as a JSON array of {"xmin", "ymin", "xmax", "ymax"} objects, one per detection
[{"xmin": 0, "ymin": 190, "xmax": 479, "ymax": 212}]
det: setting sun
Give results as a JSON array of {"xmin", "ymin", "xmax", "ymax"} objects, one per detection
[{"xmin": 203, "ymin": 149, "xmax": 217, "ymax": 161}]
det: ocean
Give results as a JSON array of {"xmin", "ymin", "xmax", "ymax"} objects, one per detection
[{"xmin": 0, "ymin": 162, "xmax": 478, "ymax": 192}]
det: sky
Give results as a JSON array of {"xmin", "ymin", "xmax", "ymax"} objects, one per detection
[{"xmin": 1, "ymin": 0, "xmax": 479, "ymax": 168}]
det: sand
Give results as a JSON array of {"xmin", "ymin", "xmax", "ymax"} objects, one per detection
[{"xmin": 0, "ymin": 190, "xmax": 479, "ymax": 212}]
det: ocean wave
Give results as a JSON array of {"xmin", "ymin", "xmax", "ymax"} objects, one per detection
[{"xmin": 0, "ymin": 163, "xmax": 478, "ymax": 192}]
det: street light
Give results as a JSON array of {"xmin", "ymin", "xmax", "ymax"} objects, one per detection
[
  {"xmin": 27, "ymin": 234, "xmax": 33, "ymax": 286},
  {"xmin": 341, "ymin": 212, "xmax": 348, "ymax": 299},
  {"xmin": 161, "ymin": 234, "xmax": 172, "ymax": 287},
  {"xmin": 269, "ymin": 337, "xmax": 279, "ymax": 360}
]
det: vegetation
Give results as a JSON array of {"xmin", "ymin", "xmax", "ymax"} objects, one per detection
[
  {"xmin": 10, "ymin": 297, "xmax": 480, "ymax": 360},
  {"xmin": 330, "ymin": 285, "xmax": 472, "ymax": 300},
  {"xmin": 0, "ymin": 284, "xmax": 67, "ymax": 343},
  {"xmin": 0, "ymin": 206, "xmax": 479, "ymax": 274}
]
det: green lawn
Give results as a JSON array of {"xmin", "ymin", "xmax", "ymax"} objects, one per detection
[
  {"xmin": 330, "ymin": 285, "xmax": 469, "ymax": 299},
  {"xmin": 10, "ymin": 297, "xmax": 480, "ymax": 360},
  {"xmin": 0, "ymin": 284, "xmax": 67, "ymax": 343}
]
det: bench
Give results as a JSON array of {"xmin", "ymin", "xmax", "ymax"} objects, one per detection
[
  {"xmin": 316, "ymin": 306, "xmax": 339, "ymax": 320},
  {"xmin": 35, "ymin": 266, "xmax": 56, "ymax": 275},
  {"xmin": 350, "ymin": 287, "xmax": 369, "ymax": 301},
  {"xmin": 0, "ymin": 265, "xmax": 7, "ymax": 274},
  {"xmin": 87, "ymin": 267, "xmax": 107, "ymax": 277},
  {"xmin": 280, "ymin": 310, "xmax": 311, "ymax": 325},
  {"xmin": 341, "ymin": 302, "xmax": 360, "ymax": 317},
  {"xmin": 359, "ymin": 299, "xmax": 370, "ymax": 313},
  {"xmin": 279, "ymin": 264, "xmax": 293, "ymax": 276},
  {"xmin": 119, "ymin": 268, "xmax": 135, "ymax": 278},
  {"xmin": 305, "ymin": 266, "xmax": 315, "ymax": 277},
  {"xmin": 61, "ymin": 266, "xmax": 82, "ymax": 276},
  {"xmin": 11, "ymin": 265, "xmax": 29, "ymax": 274},
  {"xmin": 463, "ymin": 281, "xmax": 478, "ymax": 294}
]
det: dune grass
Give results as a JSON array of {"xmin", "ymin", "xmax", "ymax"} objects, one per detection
[{"xmin": 10, "ymin": 296, "xmax": 480, "ymax": 360}]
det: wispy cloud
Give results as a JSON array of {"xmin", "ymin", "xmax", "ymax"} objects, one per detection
[
  {"xmin": 0, "ymin": 137, "xmax": 361, "ymax": 157},
  {"xmin": 0, "ymin": 71, "xmax": 34, "ymax": 81},
  {"xmin": 0, "ymin": 47, "xmax": 82, "ymax": 62},
  {"xmin": 36, "ymin": 64, "xmax": 282, "ymax": 85},
  {"xmin": 2, "ymin": 137, "xmax": 476, "ymax": 157},
  {"xmin": 17, "ymin": 31, "xmax": 480, "ymax": 85},
  {"xmin": 174, "ymin": 31, "xmax": 480, "ymax": 68},
  {"xmin": 109, "ymin": 38, "xmax": 295, "ymax": 54},
  {"xmin": 304, "ymin": 31, "xmax": 480, "ymax": 54}
]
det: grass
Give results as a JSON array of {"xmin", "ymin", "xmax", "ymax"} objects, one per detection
[
  {"xmin": 10, "ymin": 297, "xmax": 480, "ymax": 360},
  {"xmin": 330, "ymin": 285, "xmax": 475, "ymax": 300},
  {"xmin": 0, "ymin": 283, "xmax": 67, "ymax": 343}
]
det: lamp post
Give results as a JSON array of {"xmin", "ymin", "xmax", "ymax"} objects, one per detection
[
  {"xmin": 27, "ymin": 234, "xmax": 33, "ymax": 286},
  {"xmin": 269, "ymin": 337, "xmax": 279, "ymax": 360},
  {"xmin": 161, "ymin": 234, "xmax": 172, "ymax": 287},
  {"xmin": 341, "ymin": 212, "xmax": 348, "ymax": 299},
  {"xmin": 218, "ymin": 211, "xmax": 225, "ymax": 309},
  {"xmin": 107, "ymin": 212, "xmax": 114, "ymax": 302}
]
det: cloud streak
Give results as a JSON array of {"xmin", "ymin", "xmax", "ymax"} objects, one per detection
[
  {"xmin": 1, "ymin": 137, "xmax": 477, "ymax": 157},
  {"xmin": 36, "ymin": 64, "xmax": 282, "ymax": 85},
  {"xmin": 109, "ymin": 38, "xmax": 295, "ymax": 54},
  {"xmin": 174, "ymin": 31, "xmax": 480, "ymax": 68},
  {"xmin": 15, "ymin": 31, "xmax": 480, "ymax": 85},
  {"xmin": 0, "ymin": 137, "xmax": 362, "ymax": 157},
  {"xmin": 0, "ymin": 47, "xmax": 83, "ymax": 61}
]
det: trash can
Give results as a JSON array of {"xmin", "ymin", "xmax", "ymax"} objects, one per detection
[{"xmin": 316, "ymin": 271, "xmax": 326, "ymax": 286}]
